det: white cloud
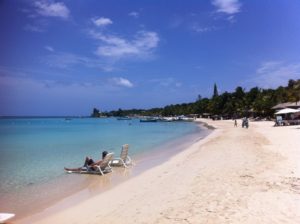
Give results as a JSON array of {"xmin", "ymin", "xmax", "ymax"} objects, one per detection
[
  {"xmin": 129, "ymin": 11, "xmax": 139, "ymax": 18},
  {"xmin": 227, "ymin": 15, "xmax": 235, "ymax": 22},
  {"xmin": 212, "ymin": 0, "xmax": 241, "ymax": 14},
  {"xmin": 34, "ymin": 1, "xmax": 70, "ymax": 19},
  {"xmin": 42, "ymin": 47, "xmax": 119, "ymax": 71},
  {"xmin": 43, "ymin": 51, "xmax": 114, "ymax": 71},
  {"xmin": 256, "ymin": 61, "xmax": 282, "ymax": 74},
  {"xmin": 90, "ymin": 30, "xmax": 159, "ymax": 59},
  {"xmin": 191, "ymin": 24, "xmax": 218, "ymax": 33},
  {"xmin": 150, "ymin": 78, "xmax": 182, "ymax": 88},
  {"xmin": 92, "ymin": 17, "xmax": 113, "ymax": 27},
  {"xmin": 44, "ymin": 46, "xmax": 54, "ymax": 52},
  {"xmin": 247, "ymin": 61, "xmax": 300, "ymax": 88},
  {"xmin": 110, "ymin": 77, "xmax": 133, "ymax": 88}
]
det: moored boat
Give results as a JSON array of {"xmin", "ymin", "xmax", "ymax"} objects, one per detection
[
  {"xmin": 117, "ymin": 116, "xmax": 132, "ymax": 120},
  {"xmin": 140, "ymin": 117, "xmax": 158, "ymax": 122}
]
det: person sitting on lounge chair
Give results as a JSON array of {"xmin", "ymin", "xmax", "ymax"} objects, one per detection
[{"xmin": 64, "ymin": 151, "xmax": 108, "ymax": 172}]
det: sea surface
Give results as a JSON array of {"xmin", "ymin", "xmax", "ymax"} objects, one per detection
[{"xmin": 0, "ymin": 117, "xmax": 207, "ymax": 216}]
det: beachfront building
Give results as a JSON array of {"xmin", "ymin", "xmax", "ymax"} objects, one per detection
[
  {"xmin": 272, "ymin": 101, "xmax": 300, "ymax": 110},
  {"xmin": 200, "ymin": 113, "xmax": 211, "ymax": 119},
  {"xmin": 273, "ymin": 101, "xmax": 300, "ymax": 126}
]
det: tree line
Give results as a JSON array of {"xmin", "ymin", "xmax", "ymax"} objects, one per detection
[{"xmin": 92, "ymin": 79, "xmax": 300, "ymax": 119}]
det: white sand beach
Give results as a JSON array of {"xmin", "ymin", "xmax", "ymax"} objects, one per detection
[{"xmin": 15, "ymin": 119, "xmax": 300, "ymax": 224}]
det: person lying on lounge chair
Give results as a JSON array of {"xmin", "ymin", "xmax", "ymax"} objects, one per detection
[{"xmin": 64, "ymin": 151, "xmax": 108, "ymax": 172}]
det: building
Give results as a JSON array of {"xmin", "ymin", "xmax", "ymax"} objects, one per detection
[{"xmin": 272, "ymin": 101, "xmax": 300, "ymax": 110}]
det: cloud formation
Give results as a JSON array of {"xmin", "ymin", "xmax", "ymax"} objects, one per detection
[
  {"xmin": 43, "ymin": 52, "xmax": 104, "ymax": 69},
  {"xmin": 212, "ymin": 0, "xmax": 241, "ymax": 14},
  {"xmin": 191, "ymin": 24, "xmax": 218, "ymax": 33},
  {"xmin": 92, "ymin": 17, "xmax": 113, "ymax": 27},
  {"xmin": 34, "ymin": 1, "xmax": 70, "ymax": 19},
  {"xmin": 44, "ymin": 46, "xmax": 54, "ymax": 52},
  {"xmin": 90, "ymin": 30, "xmax": 159, "ymax": 59},
  {"xmin": 150, "ymin": 78, "xmax": 182, "ymax": 88},
  {"xmin": 247, "ymin": 61, "xmax": 300, "ymax": 88},
  {"xmin": 129, "ymin": 11, "xmax": 139, "ymax": 18},
  {"xmin": 110, "ymin": 77, "xmax": 133, "ymax": 88},
  {"xmin": 42, "ymin": 51, "xmax": 117, "ymax": 72}
]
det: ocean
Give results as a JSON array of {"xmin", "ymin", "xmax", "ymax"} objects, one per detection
[{"xmin": 0, "ymin": 117, "xmax": 208, "ymax": 216}]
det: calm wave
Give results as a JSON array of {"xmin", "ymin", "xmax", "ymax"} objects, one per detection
[{"xmin": 0, "ymin": 117, "xmax": 205, "ymax": 213}]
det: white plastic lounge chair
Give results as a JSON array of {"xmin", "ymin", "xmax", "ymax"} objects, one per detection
[
  {"xmin": 92, "ymin": 152, "xmax": 114, "ymax": 175},
  {"xmin": 67, "ymin": 153, "xmax": 114, "ymax": 175},
  {"xmin": 0, "ymin": 213, "xmax": 15, "ymax": 223},
  {"xmin": 110, "ymin": 144, "xmax": 132, "ymax": 168}
]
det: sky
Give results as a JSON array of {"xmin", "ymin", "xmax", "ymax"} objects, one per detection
[{"xmin": 1, "ymin": 0, "xmax": 300, "ymax": 116}]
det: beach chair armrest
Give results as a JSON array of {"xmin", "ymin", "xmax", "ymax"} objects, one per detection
[{"xmin": 126, "ymin": 156, "xmax": 132, "ymax": 165}]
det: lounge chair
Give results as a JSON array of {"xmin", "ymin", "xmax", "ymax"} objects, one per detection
[
  {"xmin": 110, "ymin": 144, "xmax": 132, "ymax": 168},
  {"xmin": 67, "ymin": 153, "xmax": 114, "ymax": 175},
  {"xmin": 0, "ymin": 213, "xmax": 15, "ymax": 223}
]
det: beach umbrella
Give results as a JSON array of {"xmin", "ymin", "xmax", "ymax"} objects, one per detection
[{"xmin": 274, "ymin": 108, "xmax": 299, "ymax": 115}]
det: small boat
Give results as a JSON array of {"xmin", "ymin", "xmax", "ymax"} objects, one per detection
[
  {"xmin": 178, "ymin": 116, "xmax": 195, "ymax": 122},
  {"xmin": 179, "ymin": 117, "xmax": 194, "ymax": 122},
  {"xmin": 140, "ymin": 117, "xmax": 158, "ymax": 122},
  {"xmin": 117, "ymin": 117, "xmax": 132, "ymax": 120},
  {"xmin": 159, "ymin": 117, "xmax": 177, "ymax": 122}
]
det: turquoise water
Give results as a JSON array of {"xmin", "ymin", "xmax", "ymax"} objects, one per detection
[{"xmin": 0, "ymin": 117, "xmax": 204, "ymax": 213}]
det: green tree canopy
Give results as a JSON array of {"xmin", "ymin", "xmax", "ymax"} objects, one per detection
[{"xmin": 93, "ymin": 79, "xmax": 300, "ymax": 119}]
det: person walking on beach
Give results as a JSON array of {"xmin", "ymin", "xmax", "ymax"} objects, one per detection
[
  {"xmin": 242, "ymin": 117, "xmax": 249, "ymax": 128},
  {"xmin": 234, "ymin": 119, "xmax": 237, "ymax": 127},
  {"xmin": 245, "ymin": 117, "xmax": 249, "ymax": 128},
  {"xmin": 64, "ymin": 151, "xmax": 108, "ymax": 172}
]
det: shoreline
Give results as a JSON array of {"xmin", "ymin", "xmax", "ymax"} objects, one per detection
[
  {"xmin": 13, "ymin": 122, "xmax": 211, "ymax": 223},
  {"xmin": 15, "ymin": 119, "xmax": 300, "ymax": 223}
]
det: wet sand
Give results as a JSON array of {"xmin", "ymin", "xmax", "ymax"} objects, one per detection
[
  {"xmin": 12, "ymin": 123, "xmax": 209, "ymax": 223},
  {"xmin": 15, "ymin": 119, "xmax": 300, "ymax": 224}
]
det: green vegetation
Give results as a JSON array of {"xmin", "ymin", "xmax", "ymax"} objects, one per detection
[
  {"xmin": 91, "ymin": 108, "xmax": 101, "ymax": 117},
  {"xmin": 93, "ymin": 79, "xmax": 300, "ymax": 118}
]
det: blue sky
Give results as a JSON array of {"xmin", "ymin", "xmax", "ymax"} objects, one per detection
[{"xmin": 1, "ymin": 0, "xmax": 300, "ymax": 116}]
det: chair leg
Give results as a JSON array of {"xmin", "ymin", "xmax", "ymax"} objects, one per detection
[
  {"xmin": 99, "ymin": 168, "xmax": 104, "ymax": 175},
  {"xmin": 96, "ymin": 166, "xmax": 104, "ymax": 175},
  {"xmin": 108, "ymin": 164, "xmax": 113, "ymax": 172},
  {"xmin": 120, "ymin": 159, "xmax": 127, "ymax": 168}
]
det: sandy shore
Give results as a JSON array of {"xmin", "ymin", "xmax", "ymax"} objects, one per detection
[{"xmin": 15, "ymin": 119, "xmax": 300, "ymax": 224}]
